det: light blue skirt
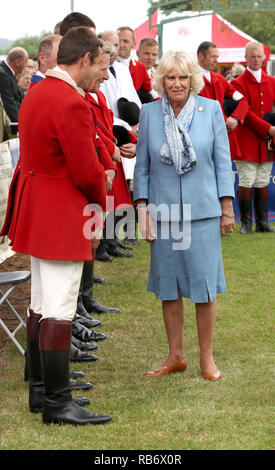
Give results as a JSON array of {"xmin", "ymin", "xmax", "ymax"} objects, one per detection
[{"xmin": 147, "ymin": 217, "xmax": 226, "ymax": 303}]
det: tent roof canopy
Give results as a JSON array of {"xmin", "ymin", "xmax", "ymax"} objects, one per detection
[{"xmin": 134, "ymin": 9, "xmax": 270, "ymax": 63}]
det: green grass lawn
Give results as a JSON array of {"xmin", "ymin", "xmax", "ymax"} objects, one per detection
[{"xmin": 0, "ymin": 222, "xmax": 274, "ymax": 450}]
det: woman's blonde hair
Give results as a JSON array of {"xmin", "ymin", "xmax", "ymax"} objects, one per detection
[
  {"xmin": 230, "ymin": 62, "xmax": 245, "ymax": 79},
  {"xmin": 152, "ymin": 50, "xmax": 204, "ymax": 97}
]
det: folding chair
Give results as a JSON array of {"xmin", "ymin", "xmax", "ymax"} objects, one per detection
[{"xmin": 0, "ymin": 271, "xmax": 31, "ymax": 355}]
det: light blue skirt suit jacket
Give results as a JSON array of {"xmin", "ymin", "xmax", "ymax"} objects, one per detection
[{"xmin": 133, "ymin": 95, "xmax": 235, "ymax": 303}]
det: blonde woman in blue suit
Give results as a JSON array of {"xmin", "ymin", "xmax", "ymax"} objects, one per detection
[{"xmin": 134, "ymin": 50, "xmax": 235, "ymax": 381}]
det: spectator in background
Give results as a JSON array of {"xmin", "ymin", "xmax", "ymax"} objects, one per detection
[
  {"xmin": 230, "ymin": 63, "xmax": 245, "ymax": 80},
  {"xmin": 223, "ymin": 63, "xmax": 246, "ymax": 125},
  {"xmin": 0, "ymin": 47, "xmax": 29, "ymax": 122},
  {"xmin": 25, "ymin": 58, "xmax": 37, "ymax": 75},
  {"xmin": 30, "ymin": 34, "xmax": 62, "ymax": 87},
  {"xmin": 17, "ymin": 68, "xmax": 32, "ymax": 95}
]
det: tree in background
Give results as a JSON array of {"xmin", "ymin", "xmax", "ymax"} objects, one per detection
[
  {"xmin": 225, "ymin": 12, "xmax": 275, "ymax": 53},
  {"xmin": 1, "ymin": 31, "xmax": 52, "ymax": 59}
]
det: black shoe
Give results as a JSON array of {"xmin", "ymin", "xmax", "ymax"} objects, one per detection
[
  {"xmin": 123, "ymin": 237, "xmax": 138, "ymax": 245},
  {"xmin": 76, "ymin": 309, "xmax": 102, "ymax": 327},
  {"xmin": 73, "ymin": 397, "xmax": 91, "ymax": 408},
  {"xmin": 69, "ymin": 370, "xmax": 85, "ymax": 380},
  {"xmin": 30, "ymin": 396, "xmax": 92, "ymax": 414},
  {"xmin": 75, "ymin": 313, "xmax": 102, "ymax": 329},
  {"xmin": 70, "ymin": 378, "xmax": 94, "ymax": 391},
  {"xmin": 70, "ymin": 344, "xmax": 98, "ymax": 362},
  {"xmin": 106, "ymin": 245, "xmax": 134, "ymax": 258},
  {"xmin": 95, "ymin": 244, "xmax": 113, "ymax": 262},
  {"xmin": 82, "ymin": 297, "xmax": 120, "ymax": 314},
  {"xmin": 71, "ymin": 335, "xmax": 98, "ymax": 351},
  {"xmin": 256, "ymin": 221, "xmax": 275, "ymax": 232},
  {"xmin": 43, "ymin": 399, "xmax": 112, "ymax": 425},
  {"xmin": 93, "ymin": 275, "xmax": 105, "ymax": 284},
  {"xmin": 240, "ymin": 220, "xmax": 252, "ymax": 234},
  {"xmin": 72, "ymin": 321, "xmax": 106, "ymax": 342},
  {"xmin": 115, "ymin": 239, "xmax": 135, "ymax": 250}
]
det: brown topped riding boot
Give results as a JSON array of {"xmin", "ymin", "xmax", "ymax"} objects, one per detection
[
  {"xmin": 40, "ymin": 318, "xmax": 112, "ymax": 425},
  {"xmin": 237, "ymin": 186, "xmax": 253, "ymax": 234}
]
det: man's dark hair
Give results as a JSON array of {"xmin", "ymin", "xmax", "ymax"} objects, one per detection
[
  {"xmin": 57, "ymin": 27, "xmax": 101, "ymax": 66},
  {"xmin": 197, "ymin": 41, "xmax": 217, "ymax": 57},
  {"xmin": 59, "ymin": 12, "xmax": 96, "ymax": 36}
]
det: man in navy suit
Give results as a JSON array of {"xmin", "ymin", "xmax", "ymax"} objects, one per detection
[{"xmin": 0, "ymin": 47, "xmax": 28, "ymax": 122}]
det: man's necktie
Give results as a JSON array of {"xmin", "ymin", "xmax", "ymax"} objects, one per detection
[{"xmin": 109, "ymin": 66, "xmax": 116, "ymax": 78}]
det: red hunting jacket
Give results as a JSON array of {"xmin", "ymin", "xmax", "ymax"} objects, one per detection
[
  {"xmin": 85, "ymin": 91, "xmax": 133, "ymax": 209},
  {"xmin": 199, "ymin": 71, "xmax": 249, "ymax": 160},
  {"xmin": 129, "ymin": 59, "xmax": 152, "ymax": 93},
  {"xmin": 0, "ymin": 71, "xmax": 107, "ymax": 261},
  {"xmin": 231, "ymin": 69, "xmax": 275, "ymax": 163}
]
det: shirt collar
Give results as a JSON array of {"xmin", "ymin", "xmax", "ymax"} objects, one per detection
[
  {"xmin": 4, "ymin": 59, "xmax": 15, "ymax": 76},
  {"xmin": 36, "ymin": 70, "xmax": 46, "ymax": 78},
  {"xmin": 199, "ymin": 65, "xmax": 211, "ymax": 83},
  {"xmin": 52, "ymin": 65, "xmax": 77, "ymax": 88},
  {"xmin": 118, "ymin": 56, "xmax": 131, "ymax": 67},
  {"xmin": 247, "ymin": 67, "xmax": 262, "ymax": 83}
]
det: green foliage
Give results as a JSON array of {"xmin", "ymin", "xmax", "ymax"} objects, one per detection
[
  {"xmin": 3, "ymin": 31, "xmax": 53, "ymax": 59},
  {"xmin": 223, "ymin": 12, "xmax": 275, "ymax": 52}
]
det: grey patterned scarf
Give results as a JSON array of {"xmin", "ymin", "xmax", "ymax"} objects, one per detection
[{"xmin": 160, "ymin": 93, "xmax": 197, "ymax": 175}]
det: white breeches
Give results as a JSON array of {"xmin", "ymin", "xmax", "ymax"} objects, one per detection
[
  {"xmin": 235, "ymin": 161, "xmax": 273, "ymax": 188},
  {"xmin": 29, "ymin": 256, "xmax": 83, "ymax": 321}
]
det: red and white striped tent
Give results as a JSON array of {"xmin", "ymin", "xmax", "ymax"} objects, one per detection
[{"xmin": 134, "ymin": 10, "xmax": 270, "ymax": 64}]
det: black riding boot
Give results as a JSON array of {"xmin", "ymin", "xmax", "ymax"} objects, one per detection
[
  {"xmin": 76, "ymin": 262, "xmax": 110, "ymax": 318},
  {"xmin": 237, "ymin": 186, "xmax": 253, "ymax": 234},
  {"xmin": 40, "ymin": 318, "xmax": 112, "ymax": 425},
  {"xmin": 76, "ymin": 270, "xmax": 90, "ymax": 318},
  {"xmin": 254, "ymin": 186, "xmax": 275, "ymax": 232},
  {"xmin": 27, "ymin": 308, "xmax": 92, "ymax": 411},
  {"xmin": 82, "ymin": 261, "xmax": 120, "ymax": 314}
]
